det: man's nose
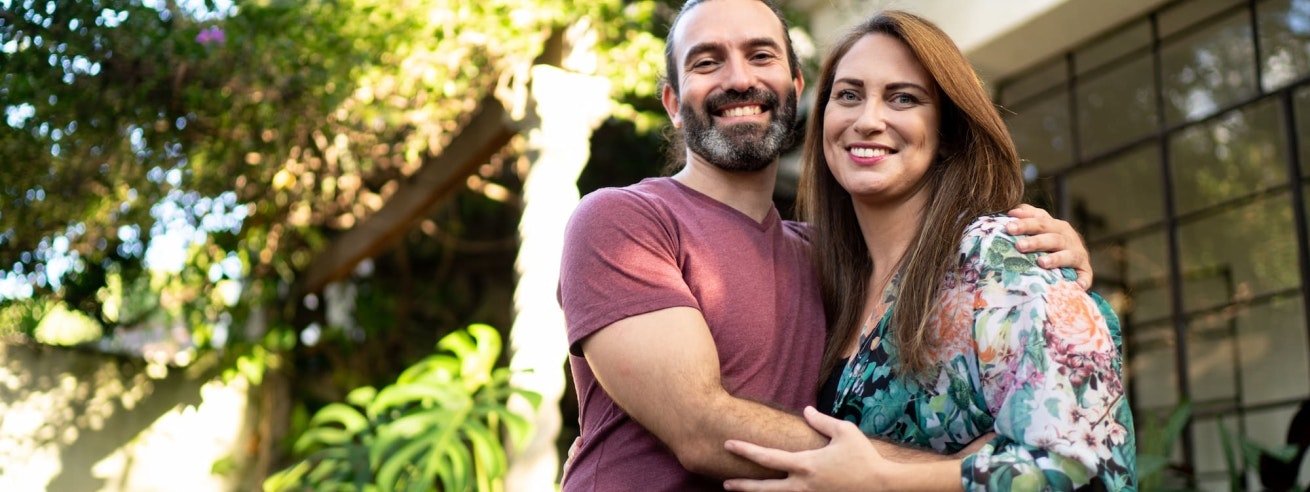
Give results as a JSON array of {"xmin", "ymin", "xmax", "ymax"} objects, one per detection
[{"xmin": 721, "ymin": 55, "xmax": 758, "ymax": 93}]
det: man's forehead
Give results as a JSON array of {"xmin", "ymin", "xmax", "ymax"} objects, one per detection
[{"xmin": 671, "ymin": 0, "xmax": 787, "ymax": 59}]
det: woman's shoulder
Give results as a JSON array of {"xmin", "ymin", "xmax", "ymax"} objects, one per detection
[
  {"xmin": 958, "ymin": 214, "xmax": 1021, "ymax": 261},
  {"xmin": 957, "ymin": 214, "xmax": 1066, "ymax": 283},
  {"xmin": 961, "ymin": 214, "xmax": 1018, "ymax": 243}
]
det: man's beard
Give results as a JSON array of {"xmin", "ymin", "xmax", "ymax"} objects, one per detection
[{"xmin": 681, "ymin": 86, "xmax": 798, "ymax": 173}]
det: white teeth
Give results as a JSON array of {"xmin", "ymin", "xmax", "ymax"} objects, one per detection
[
  {"xmin": 722, "ymin": 106, "xmax": 762, "ymax": 117},
  {"xmin": 850, "ymin": 147, "xmax": 890, "ymax": 158}
]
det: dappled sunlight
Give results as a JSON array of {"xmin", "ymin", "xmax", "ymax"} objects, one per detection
[{"xmin": 0, "ymin": 343, "xmax": 251, "ymax": 491}]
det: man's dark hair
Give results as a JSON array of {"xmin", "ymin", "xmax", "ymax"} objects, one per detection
[{"xmin": 661, "ymin": 0, "xmax": 802, "ymax": 97}]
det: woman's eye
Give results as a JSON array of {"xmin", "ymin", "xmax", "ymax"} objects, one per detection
[{"xmin": 890, "ymin": 94, "xmax": 918, "ymax": 105}]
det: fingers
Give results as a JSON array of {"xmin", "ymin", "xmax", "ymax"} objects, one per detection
[
  {"xmin": 723, "ymin": 477, "xmax": 792, "ymax": 491},
  {"xmin": 1013, "ymin": 231, "xmax": 1069, "ymax": 256},
  {"xmin": 1005, "ymin": 217, "xmax": 1062, "ymax": 238},
  {"xmin": 1006, "ymin": 203, "xmax": 1050, "ymax": 220},
  {"xmin": 802, "ymin": 406, "xmax": 853, "ymax": 440},
  {"xmin": 725, "ymin": 439, "xmax": 801, "ymax": 472}
]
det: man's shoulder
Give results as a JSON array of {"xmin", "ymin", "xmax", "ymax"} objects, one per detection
[
  {"xmin": 579, "ymin": 178, "xmax": 677, "ymax": 207},
  {"xmin": 783, "ymin": 220, "xmax": 812, "ymax": 243},
  {"xmin": 567, "ymin": 179, "xmax": 689, "ymax": 237}
]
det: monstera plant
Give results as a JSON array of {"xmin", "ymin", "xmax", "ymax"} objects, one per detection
[{"xmin": 264, "ymin": 323, "xmax": 540, "ymax": 491}]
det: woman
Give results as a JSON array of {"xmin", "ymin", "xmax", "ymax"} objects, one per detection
[{"xmin": 722, "ymin": 11, "xmax": 1136, "ymax": 491}]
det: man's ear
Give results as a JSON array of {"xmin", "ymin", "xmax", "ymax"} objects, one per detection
[
  {"xmin": 661, "ymin": 84, "xmax": 682, "ymax": 128},
  {"xmin": 793, "ymin": 73, "xmax": 805, "ymax": 98}
]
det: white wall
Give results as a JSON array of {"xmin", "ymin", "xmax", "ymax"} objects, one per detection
[{"xmin": 793, "ymin": 0, "xmax": 1171, "ymax": 81}]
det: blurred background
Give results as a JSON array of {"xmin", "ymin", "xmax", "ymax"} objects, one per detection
[{"xmin": 1, "ymin": 0, "xmax": 1309, "ymax": 490}]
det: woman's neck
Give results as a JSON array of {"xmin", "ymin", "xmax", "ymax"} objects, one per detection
[{"xmin": 853, "ymin": 193, "xmax": 929, "ymax": 275}]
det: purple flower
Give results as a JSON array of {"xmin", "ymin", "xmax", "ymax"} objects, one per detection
[{"xmin": 196, "ymin": 26, "xmax": 225, "ymax": 47}]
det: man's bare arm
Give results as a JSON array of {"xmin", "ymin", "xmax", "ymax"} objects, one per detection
[{"xmin": 582, "ymin": 306, "xmax": 828, "ymax": 479}]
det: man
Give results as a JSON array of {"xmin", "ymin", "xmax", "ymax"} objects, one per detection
[{"xmin": 557, "ymin": 0, "xmax": 1090, "ymax": 489}]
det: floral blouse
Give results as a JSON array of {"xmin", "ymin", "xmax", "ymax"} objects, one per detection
[{"xmin": 823, "ymin": 215, "xmax": 1137, "ymax": 491}]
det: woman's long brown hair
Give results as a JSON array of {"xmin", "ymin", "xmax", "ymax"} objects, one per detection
[{"xmin": 798, "ymin": 11, "xmax": 1023, "ymax": 382}]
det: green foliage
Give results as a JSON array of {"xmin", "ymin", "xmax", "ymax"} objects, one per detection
[
  {"xmin": 1137, "ymin": 400, "xmax": 1302, "ymax": 491},
  {"xmin": 263, "ymin": 324, "xmax": 541, "ymax": 492},
  {"xmin": 0, "ymin": 0, "xmax": 671, "ymax": 403},
  {"xmin": 1137, "ymin": 400, "xmax": 1192, "ymax": 490}
]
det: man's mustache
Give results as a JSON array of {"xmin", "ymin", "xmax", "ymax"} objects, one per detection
[{"xmin": 703, "ymin": 87, "xmax": 779, "ymax": 115}]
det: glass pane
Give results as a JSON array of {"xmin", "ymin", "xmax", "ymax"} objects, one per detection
[
  {"xmin": 1091, "ymin": 230, "xmax": 1173, "ymax": 322},
  {"xmin": 1160, "ymin": 0, "xmax": 1247, "ymax": 37},
  {"xmin": 1000, "ymin": 59, "xmax": 1067, "ymax": 105},
  {"xmin": 1191, "ymin": 418, "xmax": 1234, "ymax": 477},
  {"xmin": 1186, "ymin": 319, "xmax": 1238, "ymax": 403},
  {"xmin": 1169, "ymin": 98, "xmax": 1288, "ymax": 215},
  {"xmin": 1127, "ymin": 321, "xmax": 1179, "ymax": 409},
  {"xmin": 1067, "ymin": 145, "xmax": 1164, "ymax": 240},
  {"xmin": 1022, "ymin": 175, "xmax": 1057, "ymax": 214},
  {"xmin": 1077, "ymin": 53, "xmax": 1158, "ymax": 159},
  {"xmin": 1185, "ymin": 297, "xmax": 1309, "ymax": 407},
  {"xmin": 1161, "ymin": 10, "xmax": 1257, "ymax": 125},
  {"xmin": 1176, "ymin": 194, "xmax": 1300, "ymax": 312},
  {"xmin": 1008, "ymin": 91, "xmax": 1073, "ymax": 174},
  {"xmin": 1236, "ymin": 297, "xmax": 1309, "ymax": 404},
  {"xmin": 1075, "ymin": 19, "xmax": 1151, "ymax": 75},
  {"xmin": 1258, "ymin": 0, "xmax": 1310, "ymax": 91}
]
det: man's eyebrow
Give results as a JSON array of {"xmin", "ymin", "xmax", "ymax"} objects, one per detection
[
  {"xmin": 682, "ymin": 37, "xmax": 783, "ymax": 66},
  {"xmin": 683, "ymin": 42, "xmax": 724, "ymax": 66},
  {"xmin": 742, "ymin": 37, "xmax": 783, "ymax": 53}
]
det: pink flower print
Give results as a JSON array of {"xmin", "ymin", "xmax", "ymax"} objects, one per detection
[{"xmin": 197, "ymin": 26, "xmax": 225, "ymax": 47}]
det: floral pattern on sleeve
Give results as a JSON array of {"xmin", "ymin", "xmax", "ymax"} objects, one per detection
[{"xmin": 825, "ymin": 215, "xmax": 1137, "ymax": 491}]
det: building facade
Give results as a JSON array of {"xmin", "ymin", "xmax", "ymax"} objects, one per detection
[{"xmin": 800, "ymin": 0, "xmax": 1310, "ymax": 489}]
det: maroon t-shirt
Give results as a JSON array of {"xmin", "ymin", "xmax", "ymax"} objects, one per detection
[{"xmin": 558, "ymin": 178, "xmax": 825, "ymax": 491}]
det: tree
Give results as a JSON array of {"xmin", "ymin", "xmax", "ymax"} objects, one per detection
[{"xmin": 1, "ymin": 0, "xmax": 671, "ymax": 484}]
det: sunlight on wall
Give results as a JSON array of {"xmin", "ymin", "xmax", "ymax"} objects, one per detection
[{"xmin": 0, "ymin": 344, "xmax": 252, "ymax": 492}]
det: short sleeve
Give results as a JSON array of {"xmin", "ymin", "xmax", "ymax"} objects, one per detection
[{"xmin": 558, "ymin": 188, "xmax": 699, "ymax": 356}]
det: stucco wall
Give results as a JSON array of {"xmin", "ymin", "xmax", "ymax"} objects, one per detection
[
  {"xmin": 0, "ymin": 342, "xmax": 254, "ymax": 492},
  {"xmin": 794, "ymin": 0, "xmax": 1171, "ymax": 81}
]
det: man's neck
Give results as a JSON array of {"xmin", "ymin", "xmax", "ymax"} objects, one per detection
[{"xmin": 671, "ymin": 155, "xmax": 779, "ymax": 223}]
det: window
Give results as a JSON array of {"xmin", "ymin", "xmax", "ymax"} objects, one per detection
[{"xmin": 1000, "ymin": 0, "xmax": 1310, "ymax": 487}]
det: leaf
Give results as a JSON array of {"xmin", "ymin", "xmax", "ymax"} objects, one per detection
[
  {"xmin": 1161, "ymin": 400, "xmax": 1192, "ymax": 447},
  {"xmin": 294, "ymin": 427, "xmax": 352, "ymax": 455},
  {"xmin": 366, "ymin": 383, "xmax": 463, "ymax": 419},
  {"xmin": 376, "ymin": 437, "xmax": 431, "ymax": 491},
  {"xmin": 1216, "ymin": 417, "xmax": 1240, "ymax": 492},
  {"xmin": 307, "ymin": 403, "xmax": 370, "ymax": 434},
  {"xmin": 463, "ymin": 419, "xmax": 507, "ymax": 479},
  {"xmin": 346, "ymin": 386, "xmax": 378, "ymax": 407},
  {"xmin": 1136, "ymin": 454, "xmax": 1169, "ymax": 478}
]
